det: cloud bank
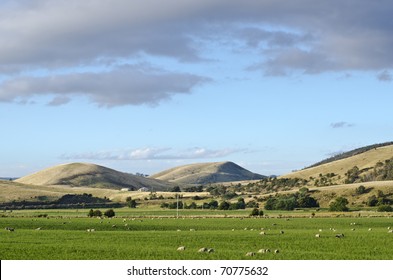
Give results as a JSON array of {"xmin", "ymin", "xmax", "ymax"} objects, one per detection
[
  {"xmin": 1, "ymin": 0, "xmax": 393, "ymax": 106},
  {"xmin": 60, "ymin": 147, "xmax": 244, "ymax": 161}
]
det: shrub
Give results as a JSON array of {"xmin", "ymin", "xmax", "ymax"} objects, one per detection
[
  {"xmin": 250, "ymin": 208, "xmax": 264, "ymax": 217},
  {"xmin": 329, "ymin": 197, "xmax": 349, "ymax": 212},
  {"xmin": 104, "ymin": 209, "xmax": 115, "ymax": 218},
  {"xmin": 377, "ymin": 205, "xmax": 393, "ymax": 212}
]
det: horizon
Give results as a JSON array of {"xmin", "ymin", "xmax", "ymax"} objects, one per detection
[{"xmin": 1, "ymin": 1, "xmax": 393, "ymax": 177}]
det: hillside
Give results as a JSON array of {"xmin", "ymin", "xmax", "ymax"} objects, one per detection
[
  {"xmin": 149, "ymin": 161, "xmax": 266, "ymax": 185},
  {"xmin": 281, "ymin": 144, "xmax": 393, "ymax": 184},
  {"xmin": 15, "ymin": 162, "xmax": 173, "ymax": 191}
]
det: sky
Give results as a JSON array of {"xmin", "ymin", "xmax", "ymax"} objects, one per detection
[{"xmin": 1, "ymin": 0, "xmax": 393, "ymax": 177}]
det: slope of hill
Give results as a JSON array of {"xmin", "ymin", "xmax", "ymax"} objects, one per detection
[
  {"xmin": 149, "ymin": 161, "xmax": 266, "ymax": 185},
  {"xmin": 304, "ymin": 141, "xmax": 393, "ymax": 170},
  {"xmin": 281, "ymin": 144, "xmax": 393, "ymax": 183},
  {"xmin": 15, "ymin": 162, "xmax": 172, "ymax": 191}
]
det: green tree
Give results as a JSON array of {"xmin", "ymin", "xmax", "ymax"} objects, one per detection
[
  {"xmin": 329, "ymin": 197, "xmax": 349, "ymax": 212},
  {"xmin": 104, "ymin": 209, "xmax": 115, "ymax": 218},
  {"xmin": 355, "ymin": 185, "xmax": 366, "ymax": 195},
  {"xmin": 218, "ymin": 201, "xmax": 230, "ymax": 210},
  {"xmin": 126, "ymin": 197, "xmax": 137, "ymax": 208},
  {"xmin": 171, "ymin": 186, "xmax": 181, "ymax": 192},
  {"xmin": 250, "ymin": 208, "xmax": 264, "ymax": 217}
]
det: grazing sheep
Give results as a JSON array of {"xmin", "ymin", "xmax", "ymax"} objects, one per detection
[
  {"xmin": 319, "ymin": 229, "xmax": 323, "ymax": 232},
  {"xmin": 176, "ymin": 229, "xmax": 181, "ymax": 232},
  {"xmin": 279, "ymin": 230, "xmax": 284, "ymax": 234},
  {"xmin": 351, "ymin": 228, "xmax": 355, "ymax": 231},
  {"xmin": 35, "ymin": 227, "xmax": 41, "ymax": 231},
  {"xmin": 388, "ymin": 227, "xmax": 391, "ymax": 230},
  {"xmin": 258, "ymin": 249, "xmax": 268, "ymax": 254},
  {"xmin": 245, "ymin": 252, "xmax": 255, "ymax": 257},
  {"xmin": 259, "ymin": 231, "xmax": 266, "ymax": 235},
  {"xmin": 198, "ymin": 247, "xmax": 208, "ymax": 253},
  {"xmin": 274, "ymin": 249, "xmax": 280, "ymax": 254},
  {"xmin": 177, "ymin": 246, "xmax": 186, "ymax": 251},
  {"xmin": 207, "ymin": 248, "xmax": 214, "ymax": 253},
  {"xmin": 335, "ymin": 233, "xmax": 345, "ymax": 238},
  {"xmin": 5, "ymin": 227, "xmax": 14, "ymax": 232},
  {"xmin": 368, "ymin": 228, "xmax": 372, "ymax": 231},
  {"xmin": 190, "ymin": 229, "xmax": 195, "ymax": 231},
  {"xmin": 388, "ymin": 230, "xmax": 393, "ymax": 233},
  {"xmin": 112, "ymin": 225, "xmax": 117, "ymax": 228},
  {"xmin": 315, "ymin": 234, "xmax": 320, "ymax": 238}
]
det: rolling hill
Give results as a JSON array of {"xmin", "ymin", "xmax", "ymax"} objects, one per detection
[
  {"xmin": 281, "ymin": 143, "xmax": 393, "ymax": 184},
  {"xmin": 15, "ymin": 162, "xmax": 173, "ymax": 191},
  {"xmin": 149, "ymin": 161, "xmax": 266, "ymax": 185}
]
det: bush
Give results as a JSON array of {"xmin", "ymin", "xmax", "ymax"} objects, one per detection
[
  {"xmin": 355, "ymin": 185, "xmax": 366, "ymax": 195},
  {"xmin": 329, "ymin": 197, "xmax": 349, "ymax": 212},
  {"xmin": 104, "ymin": 209, "xmax": 115, "ymax": 218},
  {"xmin": 250, "ymin": 208, "xmax": 264, "ymax": 217},
  {"xmin": 377, "ymin": 205, "xmax": 393, "ymax": 212}
]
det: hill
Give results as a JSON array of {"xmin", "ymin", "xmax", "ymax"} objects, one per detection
[
  {"xmin": 281, "ymin": 144, "xmax": 393, "ymax": 184},
  {"xmin": 149, "ymin": 161, "xmax": 266, "ymax": 185},
  {"xmin": 15, "ymin": 162, "xmax": 173, "ymax": 191}
]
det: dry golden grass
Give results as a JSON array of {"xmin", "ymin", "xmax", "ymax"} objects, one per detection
[{"xmin": 281, "ymin": 144, "xmax": 393, "ymax": 182}]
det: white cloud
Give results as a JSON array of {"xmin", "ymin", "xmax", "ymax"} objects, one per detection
[
  {"xmin": 0, "ymin": 64, "xmax": 210, "ymax": 106},
  {"xmin": 60, "ymin": 147, "xmax": 244, "ymax": 161}
]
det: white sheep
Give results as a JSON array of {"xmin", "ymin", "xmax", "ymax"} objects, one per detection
[
  {"xmin": 315, "ymin": 234, "xmax": 320, "ymax": 238},
  {"xmin": 245, "ymin": 252, "xmax": 255, "ymax": 256},
  {"xmin": 177, "ymin": 246, "xmax": 186, "ymax": 251}
]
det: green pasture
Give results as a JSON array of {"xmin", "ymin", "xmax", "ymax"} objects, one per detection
[{"xmin": 1, "ymin": 209, "xmax": 392, "ymax": 260}]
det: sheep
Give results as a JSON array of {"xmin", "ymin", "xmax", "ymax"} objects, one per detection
[
  {"xmin": 35, "ymin": 227, "xmax": 41, "ymax": 231},
  {"xmin": 198, "ymin": 247, "xmax": 208, "ymax": 253},
  {"xmin": 319, "ymin": 229, "xmax": 323, "ymax": 232},
  {"xmin": 274, "ymin": 249, "xmax": 280, "ymax": 254},
  {"xmin": 259, "ymin": 231, "xmax": 266, "ymax": 235},
  {"xmin": 335, "ymin": 233, "xmax": 344, "ymax": 238},
  {"xmin": 189, "ymin": 229, "xmax": 195, "ymax": 231},
  {"xmin": 279, "ymin": 230, "xmax": 284, "ymax": 234},
  {"xmin": 351, "ymin": 228, "xmax": 356, "ymax": 231},
  {"xmin": 368, "ymin": 228, "xmax": 372, "ymax": 231},
  {"xmin": 245, "ymin": 252, "xmax": 255, "ymax": 257},
  {"xmin": 258, "ymin": 249, "xmax": 269, "ymax": 254},
  {"xmin": 177, "ymin": 246, "xmax": 186, "ymax": 251},
  {"xmin": 207, "ymin": 248, "xmax": 215, "ymax": 253},
  {"xmin": 5, "ymin": 227, "xmax": 14, "ymax": 232},
  {"xmin": 315, "ymin": 234, "xmax": 320, "ymax": 238},
  {"xmin": 112, "ymin": 225, "xmax": 117, "ymax": 228},
  {"xmin": 388, "ymin": 230, "xmax": 393, "ymax": 233}
]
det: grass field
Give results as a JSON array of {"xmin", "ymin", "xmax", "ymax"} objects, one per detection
[{"xmin": 1, "ymin": 209, "xmax": 393, "ymax": 260}]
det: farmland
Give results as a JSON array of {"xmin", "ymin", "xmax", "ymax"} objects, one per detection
[{"xmin": 1, "ymin": 209, "xmax": 393, "ymax": 260}]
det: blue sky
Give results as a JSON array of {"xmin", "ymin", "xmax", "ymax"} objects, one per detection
[{"xmin": 1, "ymin": 0, "xmax": 392, "ymax": 177}]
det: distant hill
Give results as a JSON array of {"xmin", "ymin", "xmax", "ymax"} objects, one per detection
[
  {"xmin": 15, "ymin": 162, "xmax": 173, "ymax": 191},
  {"xmin": 149, "ymin": 161, "xmax": 266, "ymax": 185},
  {"xmin": 304, "ymin": 141, "xmax": 393, "ymax": 170},
  {"xmin": 281, "ymin": 143, "xmax": 393, "ymax": 184}
]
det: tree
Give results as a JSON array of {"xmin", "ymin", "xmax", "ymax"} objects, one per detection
[
  {"xmin": 126, "ymin": 197, "xmax": 137, "ymax": 208},
  {"xmin": 329, "ymin": 197, "xmax": 349, "ymax": 212},
  {"xmin": 88, "ymin": 209, "xmax": 94, "ymax": 217},
  {"xmin": 355, "ymin": 185, "xmax": 366, "ymax": 195},
  {"xmin": 218, "ymin": 201, "xmax": 230, "ymax": 210},
  {"xmin": 250, "ymin": 208, "xmax": 264, "ymax": 217},
  {"xmin": 104, "ymin": 209, "xmax": 115, "ymax": 218},
  {"xmin": 171, "ymin": 186, "xmax": 181, "ymax": 192}
]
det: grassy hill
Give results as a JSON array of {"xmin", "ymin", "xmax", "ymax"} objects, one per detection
[
  {"xmin": 281, "ymin": 144, "xmax": 393, "ymax": 184},
  {"xmin": 15, "ymin": 162, "xmax": 173, "ymax": 191},
  {"xmin": 150, "ymin": 161, "xmax": 266, "ymax": 185}
]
